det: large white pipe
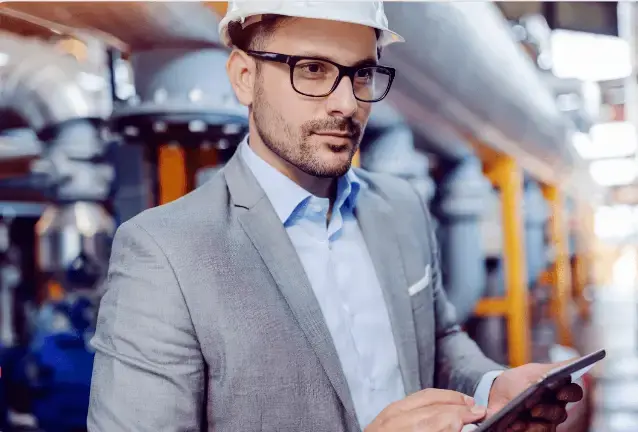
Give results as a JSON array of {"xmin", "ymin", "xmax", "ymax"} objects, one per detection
[
  {"xmin": 0, "ymin": 30, "xmax": 110, "ymax": 133},
  {"xmin": 0, "ymin": 2, "xmax": 223, "ymax": 51}
]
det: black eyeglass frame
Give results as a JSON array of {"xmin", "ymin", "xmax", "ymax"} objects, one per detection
[{"xmin": 246, "ymin": 50, "xmax": 396, "ymax": 103}]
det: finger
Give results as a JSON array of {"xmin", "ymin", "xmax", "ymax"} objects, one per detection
[
  {"xmin": 390, "ymin": 404, "xmax": 486, "ymax": 430},
  {"xmin": 425, "ymin": 413, "xmax": 466, "ymax": 432},
  {"xmin": 437, "ymin": 405, "xmax": 486, "ymax": 425},
  {"xmin": 530, "ymin": 403, "xmax": 568, "ymax": 423},
  {"xmin": 556, "ymin": 383, "xmax": 584, "ymax": 402},
  {"xmin": 546, "ymin": 376, "xmax": 572, "ymax": 392},
  {"xmin": 392, "ymin": 389, "xmax": 476, "ymax": 414},
  {"xmin": 423, "ymin": 406, "xmax": 487, "ymax": 431}
]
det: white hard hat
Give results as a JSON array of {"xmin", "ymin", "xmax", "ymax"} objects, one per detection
[{"xmin": 218, "ymin": 1, "xmax": 404, "ymax": 49}]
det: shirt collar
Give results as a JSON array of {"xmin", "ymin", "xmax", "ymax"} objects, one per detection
[{"xmin": 239, "ymin": 135, "xmax": 362, "ymax": 224}]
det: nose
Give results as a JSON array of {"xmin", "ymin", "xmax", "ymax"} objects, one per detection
[{"xmin": 326, "ymin": 76, "xmax": 358, "ymax": 118}]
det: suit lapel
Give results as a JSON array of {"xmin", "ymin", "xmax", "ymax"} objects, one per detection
[
  {"xmin": 224, "ymin": 154, "xmax": 359, "ymax": 427},
  {"xmin": 356, "ymin": 186, "xmax": 421, "ymax": 395}
]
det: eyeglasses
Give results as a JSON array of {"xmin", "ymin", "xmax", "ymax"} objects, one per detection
[{"xmin": 246, "ymin": 50, "xmax": 395, "ymax": 103}]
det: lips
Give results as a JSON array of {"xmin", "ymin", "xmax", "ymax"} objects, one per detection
[{"xmin": 313, "ymin": 131, "xmax": 355, "ymax": 139}]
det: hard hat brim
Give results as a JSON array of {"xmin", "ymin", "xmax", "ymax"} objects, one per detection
[{"xmin": 219, "ymin": 13, "xmax": 404, "ymax": 48}]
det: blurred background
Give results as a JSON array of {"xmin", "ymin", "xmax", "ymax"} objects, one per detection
[{"xmin": 0, "ymin": 1, "xmax": 635, "ymax": 431}]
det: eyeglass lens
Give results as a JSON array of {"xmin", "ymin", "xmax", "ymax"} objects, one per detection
[{"xmin": 292, "ymin": 59, "xmax": 391, "ymax": 101}]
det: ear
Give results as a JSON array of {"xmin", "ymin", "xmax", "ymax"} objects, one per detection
[{"xmin": 226, "ymin": 49, "xmax": 256, "ymax": 107}]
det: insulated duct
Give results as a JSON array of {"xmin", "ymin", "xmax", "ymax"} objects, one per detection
[
  {"xmin": 383, "ymin": 2, "xmax": 581, "ymax": 183},
  {"xmin": 0, "ymin": 2, "xmax": 224, "ymax": 51},
  {"xmin": 0, "ymin": 30, "xmax": 110, "ymax": 133},
  {"xmin": 0, "ymin": 31, "xmax": 113, "ymax": 203}
]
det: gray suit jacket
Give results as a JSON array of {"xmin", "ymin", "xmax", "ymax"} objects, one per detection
[{"xmin": 87, "ymin": 150, "xmax": 503, "ymax": 432}]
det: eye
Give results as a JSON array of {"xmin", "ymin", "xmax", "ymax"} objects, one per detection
[
  {"xmin": 356, "ymin": 69, "xmax": 373, "ymax": 79},
  {"xmin": 298, "ymin": 62, "xmax": 326, "ymax": 74}
]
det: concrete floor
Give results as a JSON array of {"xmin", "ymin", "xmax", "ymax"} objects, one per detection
[{"xmin": 583, "ymin": 286, "xmax": 638, "ymax": 432}]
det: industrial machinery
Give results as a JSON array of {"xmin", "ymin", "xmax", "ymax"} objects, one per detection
[
  {"xmin": 0, "ymin": 4, "xmax": 248, "ymax": 428},
  {"xmin": 0, "ymin": 2, "xmax": 604, "ymax": 431},
  {"xmin": 0, "ymin": 26, "xmax": 116, "ymax": 430}
]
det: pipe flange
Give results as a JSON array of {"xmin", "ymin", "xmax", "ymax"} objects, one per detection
[{"xmin": 111, "ymin": 112, "xmax": 248, "ymax": 147}]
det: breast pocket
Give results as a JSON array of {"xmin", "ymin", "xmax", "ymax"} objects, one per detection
[
  {"xmin": 408, "ymin": 264, "xmax": 432, "ymax": 311},
  {"xmin": 409, "ymin": 263, "xmax": 436, "ymax": 387}
]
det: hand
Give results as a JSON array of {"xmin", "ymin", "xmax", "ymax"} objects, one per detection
[
  {"xmin": 365, "ymin": 389, "xmax": 487, "ymax": 432},
  {"xmin": 487, "ymin": 362, "xmax": 584, "ymax": 431}
]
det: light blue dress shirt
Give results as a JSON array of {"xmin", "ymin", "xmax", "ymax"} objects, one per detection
[{"xmin": 239, "ymin": 138, "xmax": 501, "ymax": 428}]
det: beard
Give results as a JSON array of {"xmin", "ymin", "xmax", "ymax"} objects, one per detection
[{"xmin": 252, "ymin": 83, "xmax": 363, "ymax": 178}]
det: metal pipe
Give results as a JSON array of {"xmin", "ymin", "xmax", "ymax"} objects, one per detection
[
  {"xmin": 0, "ymin": 30, "xmax": 110, "ymax": 134},
  {"xmin": 364, "ymin": 102, "xmax": 436, "ymax": 203},
  {"xmin": 382, "ymin": 2, "xmax": 591, "ymax": 191},
  {"xmin": 524, "ymin": 180, "xmax": 550, "ymax": 287},
  {"xmin": 0, "ymin": 2, "xmax": 224, "ymax": 51},
  {"xmin": 433, "ymin": 156, "xmax": 492, "ymax": 324},
  {"xmin": 0, "ymin": 130, "xmax": 43, "ymax": 179}
]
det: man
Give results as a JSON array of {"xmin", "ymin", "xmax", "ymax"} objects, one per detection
[{"xmin": 88, "ymin": 2, "xmax": 583, "ymax": 431}]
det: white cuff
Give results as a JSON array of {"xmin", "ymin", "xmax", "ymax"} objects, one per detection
[{"xmin": 473, "ymin": 370, "xmax": 504, "ymax": 408}]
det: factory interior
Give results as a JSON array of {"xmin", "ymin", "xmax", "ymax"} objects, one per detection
[{"xmin": 0, "ymin": 1, "xmax": 637, "ymax": 431}]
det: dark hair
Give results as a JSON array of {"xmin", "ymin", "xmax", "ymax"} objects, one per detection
[
  {"xmin": 228, "ymin": 14, "xmax": 293, "ymax": 52},
  {"xmin": 228, "ymin": 14, "xmax": 383, "ymax": 59}
]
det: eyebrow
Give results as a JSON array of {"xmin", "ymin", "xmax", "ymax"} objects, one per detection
[{"xmin": 295, "ymin": 51, "xmax": 378, "ymax": 67}]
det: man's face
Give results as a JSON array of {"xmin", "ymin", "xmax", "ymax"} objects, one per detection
[{"xmin": 251, "ymin": 18, "xmax": 378, "ymax": 178}]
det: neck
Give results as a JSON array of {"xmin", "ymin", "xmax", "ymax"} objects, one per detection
[{"xmin": 247, "ymin": 132, "xmax": 338, "ymax": 200}]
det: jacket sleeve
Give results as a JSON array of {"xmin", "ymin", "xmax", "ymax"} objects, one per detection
[
  {"xmin": 416, "ymin": 186, "xmax": 506, "ymax": 396},
  {"xmin": 87, "ymin": 220, "xmax": 205, "ymax": 431}
]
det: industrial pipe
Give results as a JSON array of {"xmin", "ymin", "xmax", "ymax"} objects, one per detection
[
  {"xmin": 432, "ymin": 156, "xmax": 493, "ymax": 324},
  {"xmin": 382, "ymin": 2, "xmax": 598, "ymax": 199},
  {"xmin": 524, "ymin": 179, "xmax": 550, "ymax": 287},
  {"xmin": 0, "ymin": 2, "xmax": 223, "ymax": 51},
  {"xmin": 362, "ymin": 116, "xmax": 435, "ymax": 204},
  {"xmin": 0, "ymin": 31, "xmax": 114, "ymax": 202},
  {"xmin": 110, "ymin": 45, "xmax": 248, "ymax": 214},
  {"xmin": 0, "ymin": 30, "xmax": 109, "ymax": 133},
  {"xmin": 363, "ymin": 102, "xmax": 435, "ymax": 203},
  {"xmin": 0, "ymin": 130, "xmax": 43, "ymax": 180},
  {"xmin": 0, "ymin": 31, "xmax": 115, "ymax": 293}
]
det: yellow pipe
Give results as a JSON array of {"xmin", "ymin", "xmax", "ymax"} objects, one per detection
[
  {"xmin": 474, "ymin": 298, "xmax": 509, "ymax": 317},
  {"xmin": 542, "ymin": 185, "xmax": 573, "ymax": 346},
  {"xmin": 499, "ymin": 157, "xmax": 531, "ymax": 366},
  {"xmin": 352, "ymin": 150, "xmax": 361, "ymax": 168},
  {"xmin": 207, "ymin": 2, "xmax": 229, "ymax": 16},
  {"xmin": 478, "ymin": 156, "xmax": 530, "ymax": 367},
  {"xmin": 158, "ymin": 144, "xmax": 188, "ymax": 205}
]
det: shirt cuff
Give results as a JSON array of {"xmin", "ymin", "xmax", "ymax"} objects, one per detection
[{"xmin": 473, "ymin": 370, "xmax": 504, "ymax": 408}]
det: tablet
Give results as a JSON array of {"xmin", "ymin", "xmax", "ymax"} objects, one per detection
[{"xmin": 472, "ymin": 348, "xmax": 606, "ymax": 432}]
